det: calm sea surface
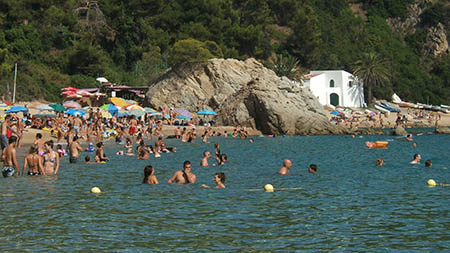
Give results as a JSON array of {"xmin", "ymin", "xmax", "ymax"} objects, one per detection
[{"xmin": 1, "ymin": 133, "xmax": 449, "ymax": 251}]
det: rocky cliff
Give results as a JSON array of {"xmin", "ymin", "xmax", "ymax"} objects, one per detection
[{"xmin": 146, "ymin": 58, "xmax": 347, "ymax": 135}]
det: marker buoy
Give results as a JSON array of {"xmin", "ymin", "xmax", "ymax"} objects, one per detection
[
  {"xmin": 427, "ymin": 179, "xmax": 437, "ymax": 187},
  {"xmin": 264, "ymin": 184, "xmax": 274, "ymax": 192},
  {"xmin": 91, "ymin": 187, "xmax": 102, "ymax": 193}
]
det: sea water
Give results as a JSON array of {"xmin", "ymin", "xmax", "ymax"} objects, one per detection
[{"xmin": 1, "ymin": 134, "xmax": 449, "ymax": 251}]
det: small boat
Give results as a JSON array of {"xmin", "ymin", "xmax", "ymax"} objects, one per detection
[
  {"xmin": 381, "ymin": 102, "xmax": 401, "ymax": 112},
  {"xmin": 374, "ymin": 104, "xmax": 390, "ymax": 113}
]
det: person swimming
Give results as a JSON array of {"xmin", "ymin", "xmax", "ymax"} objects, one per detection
[
  {"xmin": 376, "ymin": 158, "xmax": 384, "ymax": 167},
  {"xmin": 308, "ymin": 164, "xmax": 317, "ymax": 174},
  {"xmin": 425, "ymin": 160, "xmax": 432, "ymax": 167},
  {"xmin": 142, "ymin": 165, "xmax": 159, "ymax": 184},
  {"xmin": 278, "ymin": 159, "xmax": 292, "ymax": 175},
  {"xmin": 410, "ymin": 153, "xmax": 421, "ymax": 164},
  {"xmin": 168, "ymin": 160, "xmax": 196, "ymax": 184},
  {"xmin": 202, "ymin": 172, "xmax": 226, "ymax": 189}
]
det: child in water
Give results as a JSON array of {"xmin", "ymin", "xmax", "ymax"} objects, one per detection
[{"xmin": 142, "ymin": 165, "xmax": 159, "ymax": 184}]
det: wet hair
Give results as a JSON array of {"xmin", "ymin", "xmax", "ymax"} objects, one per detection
[
  {"xmin": 56, "ymin": 144, "xmax": 62, "ymax": 149},
  {"xmin": 29, "ymin": 145, "xmax": 38, "ymax": 154},
  {"xmin": 309, "ymin": 164, "xmax": 317, "ymax": 172},
  {"xmin": 143, "ymin": 165, "xmax": 154, "ymax": 183},
  {"xmin": 220, "ymin": 153, "xmax": 227, "ymax": 161},
  {"xmin": 413, "ymin": 153, "xmax": 420, "ymax": 159},
  {"xmin": 215, "ymin": 172, "xmax": 226, "ymax": 183},
  {"xmin": 8, "ymin": 136, "xmax": 18, "ymax": 144},
  {"xmin": 85, "ymin": 156, "xmax": 90, "ymax": 162},
  {"xmin": 73, "ymin": 136, "xmax": 79, "ymax": 142},
  {"xmin": 36, "ymin": 133, "xmax": 42, "ymax": 139},
  {"xmin": 425, "ymin": 160, "xmax": 432, "ymax": 167},
  {"xmin": 203, "ymin": 150, "xmax": 209, "ymax": 156},
  {"xmin": 45, "ymin": 140, "xmax": 54, "ymax": 149},
  {"xmin": 183, "ymin": 160, "xmax": 191, "ymax": 168},
  {"xmin": 376, "ymin": 158, "xmax": 383, "ymax": 167},
  {"xmin": 96, "ymin": 142, "xmax": 103, "ymax": 148}
]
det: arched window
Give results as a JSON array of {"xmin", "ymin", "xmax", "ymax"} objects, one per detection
[
  {"xmin": 330, "ymin": 93, "xmax": 339, "ymax": 106},
  {"xmin": 330, "ymin": 79, "xmax": 335, "ymax": 88}
]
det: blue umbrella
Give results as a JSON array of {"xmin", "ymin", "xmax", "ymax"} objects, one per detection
[
  {"xmin": 108, "ymin": 104, "xmax": 118, "ymax": 116},
  {"xmin": 176, "ymin": 115, "xmax": 191, "ymax": 119},
  {"xmin": 65, "ymin": 109, "xmax": 85, "ymax": 117},
  {"xmin": 330, "ymin": 111, "xmax": 341, "ymax": 116},
  {"xmin": 117, "ymin": 111, "xmax": 128, "ymax": 117},
  {"xmin": 197, "ymin": 110, "xmax": 217, "ymax": 115},
  {"xmin": 6, "ymin": 106, "xmax": 28, "ymax": 113}
]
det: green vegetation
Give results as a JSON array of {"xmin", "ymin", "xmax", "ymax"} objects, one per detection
[
  {"xmin": 353, "ymin": 52, "xmax": 390, "ymax": 107},
  {"xmin": 0, "ymin": 0, "xmax": 448, "ymax": 104}
]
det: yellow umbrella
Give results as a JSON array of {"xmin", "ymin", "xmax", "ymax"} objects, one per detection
[
  {"xmin": 101, "ymin": 110, "xmax": 112, "ymax": 119},
  {"xmin": 110, "ymin": 97, "xmax": 127, "ymax": 107}
]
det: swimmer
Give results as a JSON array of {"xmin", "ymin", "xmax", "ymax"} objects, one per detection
[
  {"xmin": 278, "ymin": 159, "xmax": 292, "ymax": 175},
  {"xmin": 142, "ymin": 165, "xmax": 159, "ymax": 184},
  {"xmin": 202, "ymin": 172, "xmax": 226, "ymax": 189},
  {"xmin": 96, "ymin": 142, "xmax": 109, "ymax": 162},
  {"xmin": 168, "ymin": 160, "xmax": 196, "ymax": 184},
  {"xmin": 376, "ymin": 158, "xmax": 384, "ymax": 167},
  {"xmin": 425, "ymin": 160, "xmax": 432, "ymax": 167},
  {"xmin": 412, "ymin": 142, "xmax": 417, "ymax": 148},
  {"xmin": 116, "ymin": 150, "xmax": 124, "ymax": 155},
  {"xmin": 126, "ymin": 147, "xmax": 135, "ymax": 156},
  {"xmin": 308, "ymin": 164, "xmax": 317, "ymax": 174},
  {"xmin": 200, "ymin": 151, "xmax": 211, "ymax": 167},
  {"xmin": 84, "ymin": 156, "xmax": 97, "ymax": 164},
  {"xmin": 249, "ymin": 138, "xmax": 254, "ymax": 143},
  {"xmin": 410, "ymin": 153, "xmax": 421, "ymax": 164}
]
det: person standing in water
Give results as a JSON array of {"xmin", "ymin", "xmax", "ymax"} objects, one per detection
[
  {"xmin": 69, "ymin": 136, "xmax": 83, "ymax": 163},
  {"xmin": 22, "ymin": 145, "xmax": 45, "ymax": 176},
  {"xmin": 308, "ymin": 164, "xmax": 318, "ymax": 174},
  {"xmin": 96, "ymin": 142, "xmax": 109, "ymax": 162},
  {"xmin": 278, "ymin": 159, "xmax": 292, "ymax": 175},
  {"xmin": 168, "ymin": 160, "xmax": 196, "ymax": 184},
  {"xmin": 43, "ymin": 140, "xmax": 60, "ymax": 175},
  {"xmin": 142, "ymin": 165, "xmax": 159, "ymax": 184},
  {"xmin": 2, "ymin": 136, "xmax": 19, "ymax": 177},
  {"xmin": 200, "ymin": 151, "xmax": 211, "ymax": 167}
]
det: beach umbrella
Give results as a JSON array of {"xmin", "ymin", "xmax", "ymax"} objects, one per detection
[
  {"xmin": 65, "ymin": 109, "xmax": 85, "ymax": 117},
  {"xmin": 34, "ymin": 113, "xmax": 57, "ymax": 118},
  {"xmin": 0, "ymin": 101, "xmax": 8, "ymax": 107},
  {"xmin": 129, "ymin": 109, "xmax": 145, "ymax": 117},
  {"xmin": 96, "ymin": 77, "xmax": 109, "ymax": 83},
  {"xmin": 176, "ymin": 115, "xmax": 191, "ymax": 119},
  {"xmin": 100, "ymin": 104, "xmax": 118, "ymax": 116},
  {"xmin": 110, "ymin": 97, "xmax": 127, "ymax": 107},
  {"xmin": 49, "ymin": 104, "xmax": 66, "ymax": 112},
  {"xmin": 144, "ymin": 107, "xmax": 157, "ymax": 113},
  {"xmin": 175, "ymin": 108, "xmax": 193, "ymax": 118},
  {"xmin": 126, "ymin": 104, "xmax": 144, "ymax": 111},
  {"xmin": 117, "ymin": 110, "xmax": 128, "ymax": 117},
  {"xmin": 197, "ymin": 110, "xmax": 217, "ymax": 115},
  {"xmin": 330, "ymin": 111, "xmax": 341, "ymax": 116},
  {"xmin": 148, "ymin": 112, "xmax": 162, "ymax": 117},
  {"xmin": 63, "ymin": 100, "xmax": 82, "ymax": 109},
  {"xmin": 6, "ymin": 105, "xmax": 28, "ymax": 113},
  {"xmin": 124, "ymin": 99, "xmax": 137, "ymax": 105},
  {"xmin": 101, "ymin": 111, "xmax": 112, "ymax": 119},
  {"xmin": 35, "ymin": 104, "xmax": 54, "ymax": 111}
]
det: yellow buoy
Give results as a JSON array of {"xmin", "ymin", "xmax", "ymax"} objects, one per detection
[
  {"xmin": 427, "ymin": 179, "xmax": 437, "ymax": 187},
  {"xmin": 264, "ymin": 184, "xmax": 274, "ymax": 192},
  {"xmin": 91, "ymin": 187, "xmax": 102, "ymax": 193}
]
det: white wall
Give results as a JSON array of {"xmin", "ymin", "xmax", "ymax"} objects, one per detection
[{"xmin": 305, "ymin": 70, "xmax": 365, "ymax": 108}]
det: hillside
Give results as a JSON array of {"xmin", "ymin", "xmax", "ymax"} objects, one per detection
[{"xmin": 0, "ymin": 0, "xmax": 448, "ymax": 104}]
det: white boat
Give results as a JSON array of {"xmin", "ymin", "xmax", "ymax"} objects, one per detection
[{"xmin": 374, "ymin": 104, "xmax": 390, "ymax": 113}]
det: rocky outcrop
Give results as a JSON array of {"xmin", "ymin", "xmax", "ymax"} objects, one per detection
[
  {"xmin": 435, "ymin": 126, "xmax": 450, "ymax": 134},
  {"xmin": 146, "ymin": 58, "xmax": 348, "ymax": 135},
  {"xmin": 392, "ymin": 126, "xmax": 408, "ymax": 136},
  {"xmin": 424, "ymin": 23, "xmax": 449, "ymax": 56}
]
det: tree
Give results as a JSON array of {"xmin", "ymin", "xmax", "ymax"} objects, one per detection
[
  {"xmin": 352, "ymin": 52, "xmax": 390, "ymax": 107},
  {"xmin": 265, "ymin": 53, "xmax": 301, "ymax": 80},
  {"xmin": 168, "ymin": 39, "xmax": 214, "ymax": 67}
]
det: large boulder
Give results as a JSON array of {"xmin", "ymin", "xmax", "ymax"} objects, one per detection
[
  {"xmin": 146, "ymin": 58, "xmax": 347, "ymax": 135},
  {"xmin": 435, "ymin": 126, "xmax": 450, "ymax": 134},
  {"xmin": 392, "ymin": 126, "xmax": 408, "ymax": 136}
]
